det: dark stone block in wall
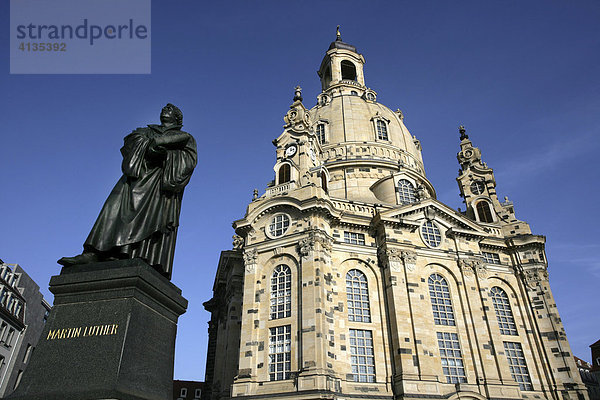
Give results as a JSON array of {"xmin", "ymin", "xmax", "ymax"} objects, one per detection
[{"xmin": 7, "ymin": 258, "xmax": 187, "ymax": 400}]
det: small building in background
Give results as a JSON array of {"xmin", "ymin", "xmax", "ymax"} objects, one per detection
[
  {"xmin": 174, "ymin": 379, "xmax": 203, "ymax": 400},
  {"xmin": 589, "ymin": 340, "xmax": 600, "ymax": 400},
  {"xmin": 575, "ymin": 356, "xmax": 599, "ymax": 400},
  {"xmin": 592, "ymin": 340, "xmax": 600, "ymax": 374},
  {"xmin": 0, "ymin": 260, "xmax": 51, "ymax": 397}
]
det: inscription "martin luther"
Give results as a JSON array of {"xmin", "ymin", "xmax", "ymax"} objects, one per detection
[{"xmin": 46, "ymin": 324, "xmax": 118, "ymax": 340}]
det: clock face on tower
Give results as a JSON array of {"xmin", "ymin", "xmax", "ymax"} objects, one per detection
[{"xmin": 285, "ymin": 145, "xmax": 297, "ymax": 158}]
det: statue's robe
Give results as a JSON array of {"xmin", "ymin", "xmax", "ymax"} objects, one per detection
[{"xmin": 83, "ymin": 124, "xmax": 197, "ymax": 279}]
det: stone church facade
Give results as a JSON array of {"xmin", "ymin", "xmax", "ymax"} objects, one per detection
[{"xmin": 202, "ymin": 34, "xmax": 587, "ymax": 400}]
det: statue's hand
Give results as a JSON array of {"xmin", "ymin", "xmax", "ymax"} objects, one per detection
[
  {"xmin": 147, "ymin": 139, "xmax": 167, "ymax": 164},
  {"xmin": 153, "ymin": 132, "xmax": 189, "ymax": 149}
]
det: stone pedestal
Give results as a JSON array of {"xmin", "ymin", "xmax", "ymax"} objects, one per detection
[{"xmin": 7, "ymin": 259, "xmax": 187, "ymax": 400}]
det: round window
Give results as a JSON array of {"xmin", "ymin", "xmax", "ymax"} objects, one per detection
[
  {"xmin": 268, "ymin": 214, "xmax": 290, "ymax": 238},
  {"xmin": 470, "ymin": 181, "xmax": 485, "ymax": 195},
  {"xmin": 366, "ymin": 92, "xmax": 375, "ymax": 101},
  {"xmin": 421, "ymin": 221, "xmax": 442, "ymax": 248}
]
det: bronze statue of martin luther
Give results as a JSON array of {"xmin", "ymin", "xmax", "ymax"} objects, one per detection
[{"xmin": 59, "ymin": 104, "xmax": 197, "ymax": 280}]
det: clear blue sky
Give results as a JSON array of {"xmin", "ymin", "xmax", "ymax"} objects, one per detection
[{"xmin": 1, "ymin": 1, "xmax": 599, "ymax": 380}]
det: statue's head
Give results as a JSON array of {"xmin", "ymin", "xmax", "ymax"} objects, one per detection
[{"xmin": 160, "ymin": 103, "xmax": 183, "ymax": 126}]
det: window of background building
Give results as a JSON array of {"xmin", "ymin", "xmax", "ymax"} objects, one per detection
[
  {"xmin": 23, "ymin": 344, "xmax": 32, "ymax": 363},
  {"xmin": 270, "ymin": 265, "xmax": 291, "ymax": 320},
  {"xmin": 5, "ymin": 328, "xmax": 14, "ymax": 347},
  {"xmin": 0, "ymin": 323, "xmax": 6, "ymax": 343},
  {"xmin": 269, "ymin": 325, "xmax": 291, "ymax": 381},
  {"xmin": 346, "ymin": 269, "xmax": 371, "ymax": 323},
  {"xmin": 14, "ymin": 370, "xmax": 23, "ymax": 390},
  {"xmin": 349, "ymin": 329, "xmax": 375, "ymax": 383}
]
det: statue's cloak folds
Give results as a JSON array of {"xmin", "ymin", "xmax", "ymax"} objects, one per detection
[{"xmin": 84, "ymin": 124, "xmax": 197, "ymax": 277}]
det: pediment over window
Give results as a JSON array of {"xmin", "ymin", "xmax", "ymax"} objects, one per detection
[{"xmin": 375, "ymin": 199, "xmax": 488, "ymax": 239}]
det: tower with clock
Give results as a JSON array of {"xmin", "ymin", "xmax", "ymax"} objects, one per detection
[{"xmin": 201, "ymin": 31, "xmax": 588, "ymax": 400}]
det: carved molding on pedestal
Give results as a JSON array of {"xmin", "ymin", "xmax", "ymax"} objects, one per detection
[
  {"xmin": 521, "ymin": 266, "xmax": 549, "ymax": 288},
  {"xmin": 458, "ymin": 257, "xmax": 484, "ymax": 279},
  {"xmin": 378, "ymin": 247, "xmax": 416, "ymax": 272},
  {"xmin": 400, "ymin": 250, "xmax": 417, "ymax": 272},
  {"xmin": 232, "ymin": 235, "xmax": 244, "ymax": 250},
  {"xmin": 243, "ymin": 248, "xmax": 258, "ymax": 273},
  {"xmin": 297, "ymin": 229, "xmax": 332, "ymax": 261}
]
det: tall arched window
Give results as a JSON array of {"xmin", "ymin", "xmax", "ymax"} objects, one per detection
[
  {"xmin": 346, "ymin": 269, "xmax": 371, "ymax": 322},
  {"xmin": 490, "ymin": 287, "xmax": 517, "ymax": 335},
  {"xmin": 398, "ymin": 179, "xmax": 416, "ymax": 204},
  {"xmin": 316, "ymin": 123, "xmax": 326, "ymax": 144},
  {"xmin": 476, "ymin": 201, "xmax": 493, "ymax": 223},
  {"xmin": 428, "ymin": 273, "xmax": 455, "ymax": 326},
  {"xmin": 376, "ymin": 120, "xmax": 388, "ymax": 140},
  {"xmin": 321, "ymin": 172, "xmax": 328, "ymax": 193},
  {"xmin": 322, "ymin": 65, "xmax": 332, "ymax": 88},
  {"xmin": 270, "ymin": 265, "xmax": 291, "ymax": 319},
  {"xmin": 278, "ymin": 164, "xmax": 291, "ymax": 184},
  {"xmin": 340, "ymin": 60, "xmax": 357, "ymax": 81}
]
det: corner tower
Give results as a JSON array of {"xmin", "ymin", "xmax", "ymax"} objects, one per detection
[{"xmin": 202, "ymin": 31, "xmax": 588, "ymax": 400}]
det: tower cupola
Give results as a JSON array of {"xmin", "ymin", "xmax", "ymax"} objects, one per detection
[{"xmin": 317, "ymin": 27, "xmax": 366, "ymax": 92}]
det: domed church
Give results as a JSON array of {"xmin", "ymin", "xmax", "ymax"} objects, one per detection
[{"xmin": 201, "ymin": 31, "xmax": 587, "ymax": 400}]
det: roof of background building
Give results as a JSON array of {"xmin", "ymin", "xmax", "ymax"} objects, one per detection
[{"xmin": 575, "ymin": 356, "xmax": 592, "ymax": 370}]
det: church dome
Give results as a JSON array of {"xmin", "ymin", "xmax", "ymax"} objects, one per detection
[
  {"xmin": 310, "ymin": 95, "xmax": 424, "ymax": 173},
  {"xmin": 308, "ymin": 32, "xmax": 431, "ymax": 204}
]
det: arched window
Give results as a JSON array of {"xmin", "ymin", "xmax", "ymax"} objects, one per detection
[
  {"xmin": 321, "ymin": 172, "xmax": 328, "ymax": 193},
  {"xmin": 341, "ymin": 60, "xmax": 357, "ymax": 81},
  {"xmin": 398, "ymin": 179, "xmax": 416, "ymax": 204},
  {"xmin": 346, "ymin": 269, "xmax": 371, "ymax": 322},
  {"xmin": 322, "ymin": 65, "xmax": 332, "ymax": 88},
  {"xmin": 428, "ymin": 273, "xmax": 455, "ymax": 326},
  {"xmin": 278, "ymin": 164, "xmax": 291, "ymax": 184},
  {"xmin": 476, "ymin": 201, "xmax": 493, "ymax": 223},
  {"xmin": 490, "ymin": 287, "xmax": 517, "ymax": 335},
  {"xmin": 376, "ymin": 120, "xmax": 388, "ymax": 140},
  {"xmin": 270, "ymin": 265, "xmax": 291, "ymax": 319},
  {"xmin": 316, "ymin": 123, "xmax": 326, "ymax": 144}
]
